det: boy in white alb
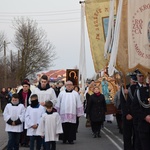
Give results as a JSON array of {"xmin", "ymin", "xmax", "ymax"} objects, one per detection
[
  {"xmin": 25, "ymin": 94, "xmax": 45, "ymax": 150},
  {"xmin": 36, "ymin": 101, "xmax": 63, "ymax": 150},
  {"xmin": 3, "ymin": 93, "xmax": 25, "ymax": 150}
]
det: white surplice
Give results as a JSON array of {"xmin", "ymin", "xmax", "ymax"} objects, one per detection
[
  {"xmin": 36, "ymin": 112, "xmax": 63, "ymax": 142},
  {"xmin": 30, "ymin": 87, "xmax": 57, "ymax": 106},
  {"xmin": 3, "ymin": 103, "xmax": 25, "ymax": 132},
  {"xmin": 55, "ymin": 90, "xmax": 84, "ymax": 123},
  {"xmin": 25, "ymin": 105, "xmax": 45, "ymax": 136}
]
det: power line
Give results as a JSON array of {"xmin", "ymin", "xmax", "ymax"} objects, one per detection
[
  {"xmin": 0, "ymin": 18, "xmax": 80, "ymax": 21},
  {"xmin": 0, "ymin": 9, "xmax": 80, "ymax": 14},
  {"xmin": 38, "ymin": 20, "xmax": 80, "ymax": 24},
  {"xmin": 0, "ymin": 10, "xmax": 80, "ymax": 17},
  {"xmin": 0, "ymin": 9, "xmax": 82, "ymax": 24},
  {"xmin": 0, "ymin": 19, "xmax": 81, "ymax": 24}
]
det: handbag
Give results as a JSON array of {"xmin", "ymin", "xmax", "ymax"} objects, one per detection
[{"xmin": 85, "ymin": 119, "xmax": 91, "ymax": 127}]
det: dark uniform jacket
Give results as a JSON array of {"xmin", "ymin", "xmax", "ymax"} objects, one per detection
[
  {"xmin": 132, "ymin": 84, "xmax": 150, "ymax": 132},
  {"xmin": 120, "ymin": 84, "xmax": 139, "ymax": 117}
]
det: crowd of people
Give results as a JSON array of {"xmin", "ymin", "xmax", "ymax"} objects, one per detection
[
  {"xmin": 1, "ymin": 69, "xmax": 150, "ymax": 150},
  {"xmin": 1, "ymin": 75, "xmax": 84, "ymax": 150},
  {"xmin": 83, "ymin": 69, "xmax": 150, "ymax": 150},
  {"xmin": 113, "ymin": 69, "xmax": 150, "ymax": 150}
]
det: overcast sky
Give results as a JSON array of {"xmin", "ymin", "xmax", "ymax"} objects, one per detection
[{"xmin": 0, "ymin": 0, "xmax": 95, "ymax": 78}]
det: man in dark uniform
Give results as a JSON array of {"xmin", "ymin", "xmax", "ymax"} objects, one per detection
[
  {"xmin": 132, "ymin": 69, "xmax": 145, "ymax": 150},
  {"xmin": 120, "ymin": 74, "xmax": 137, "ymax": 150}
]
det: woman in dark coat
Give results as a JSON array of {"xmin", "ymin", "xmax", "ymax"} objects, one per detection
[
  {"xmin": 0, "ymin": 87, "xmax": 10, "ymax": 112},
  {"xmin": 87, "ymin": 86, "xmax": 107, "ymax": 138}
]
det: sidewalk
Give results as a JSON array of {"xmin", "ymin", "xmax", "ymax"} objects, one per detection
[{"xmin": 0, "ymin": 113, "xmax": 7, "ymax": 150}]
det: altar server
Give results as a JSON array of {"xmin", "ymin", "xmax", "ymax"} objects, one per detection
[
  {"xmin": 25, "ymin": 94, "xmax": 45, "ymax": 150},
  {"xmin": 31, "ymin": 74, "xmax": 57, "ymax": 106},
  {"xmin": 37, "ymin": 100, "xmax": 63, "ymax": 150},
  {"xmin": 3, "ymin": 93, "xmax": 25, "ymax": 150}
]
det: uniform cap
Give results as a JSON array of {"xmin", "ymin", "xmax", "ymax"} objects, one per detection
[
  {"xmin": 134, "ymin": 69, "xmax": 143, "ymax": 76},
  {"xmin": 130, "ymin": 74, "xmax": 137, "ymax": 82}
]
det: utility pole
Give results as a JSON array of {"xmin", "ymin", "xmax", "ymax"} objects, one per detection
[
  {"xmin": 4, "ymin": 41, "xmax": 6, "ymax": 87},
  {"xmin": 3, "ymin": 41, "xmax": 10, "ymax": 87}
]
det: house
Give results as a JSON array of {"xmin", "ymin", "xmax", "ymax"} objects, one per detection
[{"xmin": 36, "ymin": 69, "xmax": 66, "ymax": 84}]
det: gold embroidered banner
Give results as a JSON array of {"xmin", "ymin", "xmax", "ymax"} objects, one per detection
[
  {"xmin": 116, "ymin": 0, "xmax": 128, "ymax": 75},
  {"xmin": 85, "ymin": 0, "xmax": 115, "ymax": 72},
  {"xmin": 128, "ymin": 0, "xmax": 150, "ymax": 71}
]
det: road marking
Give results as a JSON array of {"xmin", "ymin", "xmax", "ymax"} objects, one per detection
[
  {"xmin": 101, "ymin": 130, "xmax": 123, "ymax": 150},
  {"xmin": 103, "ymin": 127, "xmax": 123, "ymax": 144}
]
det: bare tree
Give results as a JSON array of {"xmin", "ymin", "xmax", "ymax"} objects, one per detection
[
  {"xmin": 13, "ymin": 18, "xmax": 56, "ymax": 82},
  {"xmin": 0, "ymin": 32, "xmax": 5, "ymax": 52},
  {"xmin": 0, "ymin": 32, "xmax": 5, "ymax": 60}
]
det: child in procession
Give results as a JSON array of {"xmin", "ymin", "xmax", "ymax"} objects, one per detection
[
  {"xmin": 25, "ymin": 94, "xmax": 45, "ymax": 150},
  {"xmin": 36, "ymin": 100, "xmax": 63, "ymax": 150},
  {"xmin": 3, "ymin": 93, "xmax": 25, "ymax": 150}
]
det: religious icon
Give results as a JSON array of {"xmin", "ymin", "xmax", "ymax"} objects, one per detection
[{"xmin": 66, "ymin": 69, "xmax": 79, "ymax": 86}]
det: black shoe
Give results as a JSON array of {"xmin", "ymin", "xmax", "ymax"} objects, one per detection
[
  {"xmin": 97, "ymin": 134, "xmax": 101, "ymax": 138},
  {"xmin": 24, "ymin": 144, "xmax": 30, "ymax": 147},
  {"xmin": 107, "ymin": 121, "xmax": 112, "ymax": 123},
  {"xmin": 68, "ymin": 141, "xmax": 74, "ymax": 144},
  {"xmin": 21, "ymin": 143, "xmax": 26, "ymax": 147},
  {"xmin": 63, "ymin": 140, "xmax": 67, "ymax": 144},
  {"xmin": 97, "ymin": 131, "xmax": 101, "ymax": 138}
]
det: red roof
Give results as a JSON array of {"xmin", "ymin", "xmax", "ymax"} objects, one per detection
[
  {"xmin": 45, "ymin": 69, "xmax": 66, "ymax": 79},
  {"xmin": 36, "ymin": 69, "xmax": 66, "ymax": 82}
]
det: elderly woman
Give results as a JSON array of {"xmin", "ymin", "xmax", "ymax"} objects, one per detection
[{"xmin": 87, "ymin": 86, "xmax": 107, "ymax": 138}]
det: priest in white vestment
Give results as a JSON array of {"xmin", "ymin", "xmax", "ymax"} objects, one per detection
[{"xmin": 55, "ymin": 80, "xmax": 84, "ymax": 144}]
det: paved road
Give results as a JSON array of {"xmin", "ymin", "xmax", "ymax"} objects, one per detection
[
  {"xmin": 1, "ymin": 114, "xmax": 123, "ymax": 150},
  {"xmin": 0, "ymin": 113, "xmax": 7, "ymax": 150}
]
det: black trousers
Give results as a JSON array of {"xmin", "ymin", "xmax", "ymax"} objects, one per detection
[
  {"xmin": 45, "ymin": 141, "xmax": 56, "ymax": 150},
  {"xmin": 122, "ymin": 118, "xmax": 134, "ymax": 150},
  {"xmin": 90, "ymin": 121, "xmax": 102, "ymax": 134},
  {"xmin": 60, "ymin": 123, "xmax": 76, "ymax": 142},
  {"xmin": 133, "ymin": 124, "xmax": 142, "ymax": 150},
  {"xmin": 139, "ymin": 131, "xmax": 150, "ymax": 150},
  {"xmin": 20, "ymin": 123, "xmax": 29, "ymax": 146},
  {"xmin": 116, "ymin": 113, "xmax": 123, "ymax": 133},
  {"xmin": 76, "ymin": 117, "xmax": 79, "ymax": 132}
]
